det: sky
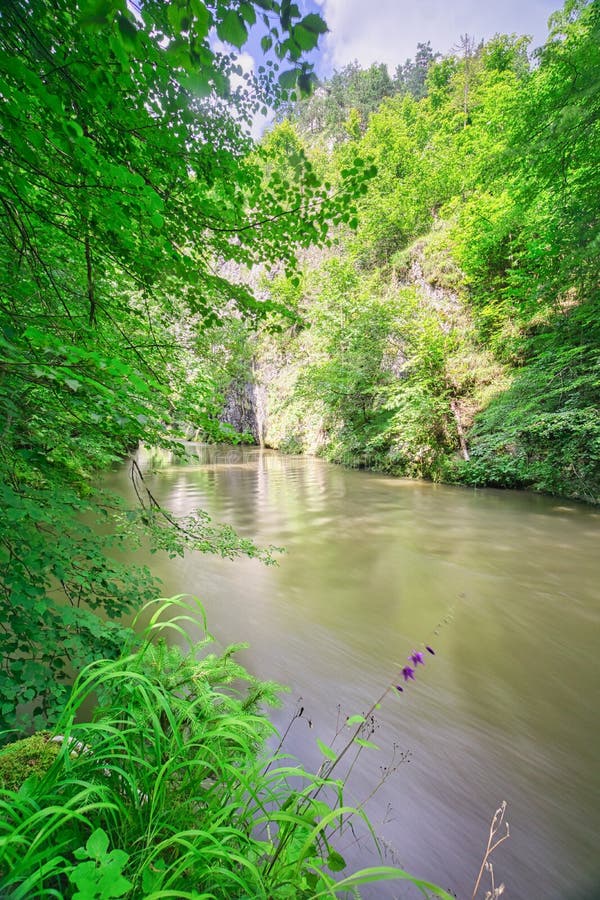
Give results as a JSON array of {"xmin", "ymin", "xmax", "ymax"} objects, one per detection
[
  {"xmin": 297, "ymin": 0, "xmax": 566, "ymax": 75},
  {"xmin": 234, "ymin": 0, "xmax": 568, "ymax": 136}
]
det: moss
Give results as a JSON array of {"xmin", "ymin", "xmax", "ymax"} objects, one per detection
[{"xmin": 0, "ymin": 732, "xmax": 61, "ymax": 791}]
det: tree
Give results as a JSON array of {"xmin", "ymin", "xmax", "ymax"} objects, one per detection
[
  {"xmin": 394, "ymin": 41, "xmax": 439, "ymax": 100},
  {"xmin": 280, "ymin": 60, "xmax": 396, "ymax": 142},
  {"xmin": 0, "ymin": 0, "xmax": 355, "ymax": 731},
  {"xmin": 237, "ymin": 2, "xmax": 600, "ymax": 500},
  {"xmin": 452, "ymin": 1, "xmax": 600, "ymax": 497}
]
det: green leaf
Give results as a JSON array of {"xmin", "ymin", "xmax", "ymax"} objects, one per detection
[
  {"xmin": 167, "ymin": 3, "xmax": 188, "ymax": 33},
  {"xmin": 354, "ymin": 738, "xmax": 380, "ymax": 751},
  {"xmin": 79, "ymin": 0, "xmax": 117, "ymax": 27},
  {"xmin": 64, "ymin": 120, "xmax": 84, "ymax": 139},
  {"xmin": 86, "ymin": 827, "xmax": 109, "ymax": 859},
  {"xmin": 216, "ymin": 11, "xmax": 248, "ymax": 49},
  {"xmin": 193, "ymin": 3, "xmax": 211, "ymax": 39},
  {"xmin": 316, "ymin": 738, "xmax": 337, "ymax": 761},
  {"xmin": 278, "ymin": 68, "xmax": 297, "ymax": 90},
  {"xmin": 298, "ymin": 12, "xmax": 328, "ymax": 35},
  {"xmin": 117, "ymin": 14, "xmax": 139, "ymax": 52},
  {"xmin": 297, "ymin": 68, "xmax": 318, "ymax": 98},
  {"xmin": 239, "ymin": 3, "xmax": 257, "ymax": 26},
  {"xmin": 182, "ymin": 71, "xmax": 212, "ymax": 97},
  {"xmin": 346, "ymin": 714, "xmax": 365, "ymax": 725},
  {"xmin": 292, "ymin": 24, "xmax": 319, "ymax": 52},
  {"xmin": 327, "ymin": 850, "xmax": 347, "ymax": 872}
]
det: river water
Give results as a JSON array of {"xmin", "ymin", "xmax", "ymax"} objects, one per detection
[{"xmin": 107, "ymin": 444, "xmax": 600, "ymax": 900}]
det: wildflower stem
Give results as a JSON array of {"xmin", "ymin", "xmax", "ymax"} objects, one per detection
[{"xmin": 471, "ymin": 801, "xmax": 509, "ymax": 900}]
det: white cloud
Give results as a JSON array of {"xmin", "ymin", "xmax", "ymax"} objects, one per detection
[{"xmin": 313, "ymin": 0, "xmax": 564, "ymax": 73}]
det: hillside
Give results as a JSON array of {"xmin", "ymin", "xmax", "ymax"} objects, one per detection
[{"xmin": 213, "ymin": 6, "xmax": 600, "ymax": 502}]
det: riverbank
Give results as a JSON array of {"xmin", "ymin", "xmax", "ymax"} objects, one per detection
[
  {"xmin": 0, "ymin": 594, "xmax": 455, "ymax": 899},
  {"xmin": 99, "ymin": 444, "xmax": 600, "ymax": 900}
]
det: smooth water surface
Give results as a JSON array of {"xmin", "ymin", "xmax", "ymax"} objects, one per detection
[{"xmin": 107, "ymin": 445, "xmax": 600, "ymax": 900}]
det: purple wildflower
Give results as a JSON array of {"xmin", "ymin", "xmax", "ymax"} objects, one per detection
[
  {"xmin": 425, "ymin": 645, "xmax": 435, "ymax": 655},
  {"xmin": 395, "ymin": 684, "xmax": 404, "ymax": 693},
  {"xmin": 409, "ymin": 650, "xmax": 425, "ymax": 667},
  {"xmin": 401, "ymin": 666, "xmax": 416, "ymax": 682}
]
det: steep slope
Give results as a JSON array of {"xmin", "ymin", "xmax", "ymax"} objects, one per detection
[{"xmin": 216, "ymin": 5, "xmax": 600, "ymax": 501}]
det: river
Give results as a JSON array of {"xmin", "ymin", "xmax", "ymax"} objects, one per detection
[{"xmin": 106, "ymin": 443, "xmax": 600, "ymax": 900}]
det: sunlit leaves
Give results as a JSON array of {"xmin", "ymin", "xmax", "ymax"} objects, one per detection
[
  {"xmin": 0, "ymin": 0, "xmax": 334, "ymax": 734},
  {"xmin": 246, "ymin": 5, "xmax": 599, "ymax": 500},
  {"xmin": 316, "ymin": 738, "xmax": 337, "ymax": 761},
  {"xmin": 239, "ymin": 2, "xmax": 257, "ymax": 26}
]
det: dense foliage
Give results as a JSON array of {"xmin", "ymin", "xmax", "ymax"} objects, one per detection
[
  {"xmin": 0, "ymin": 0, "xmax": 375, "ymax": 730},
  {"xmin": 1, "ymin": 0, "xmax": 596, "ymax": 894},
  {"xmin": 0, "ymin": 598, "xmax": 453, "ymax": 899},
  {"xmin": 220, "ymin": 0, "xmax": 599, "ymax": 502},
  {"xmin": 0, "ymin": 4, "xmax": 454, "ymax": 894},
  {"xmin": 277, "ymin": 42, "xmax": 439, "ymax": 139}
]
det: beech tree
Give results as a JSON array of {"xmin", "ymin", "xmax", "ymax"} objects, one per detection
[{"xmin": 0, "ymin": 0, "xmax": 373, "ymax": 731}]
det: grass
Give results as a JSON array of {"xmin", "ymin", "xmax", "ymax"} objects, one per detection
[{"xmin": 0, "ymin": 596, "xmax": 454, "ymax": 899}]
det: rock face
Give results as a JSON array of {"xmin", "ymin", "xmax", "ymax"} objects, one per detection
[
  {"xmin": 220, "ymin": 380, "xmax": 260, "ymax": 443},
  {"xmin": 219, "ymin": 232, "xmax": 501, "ymax": 463}
]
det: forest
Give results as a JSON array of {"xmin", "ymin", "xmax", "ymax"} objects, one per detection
[
  {"xmin": 211, "ymin": 9, "xmax": 600, "ymax": 503},
  {"xmin": 0, "ymin": 0, "xmax": 598, "ymax": 896}
]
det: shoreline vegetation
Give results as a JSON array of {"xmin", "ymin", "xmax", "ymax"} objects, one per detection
[
  {"xmin": 0, "ymin": 597, "xmax": 460, "ymax": 899},
  {"xmin": 206, "ymin": 7, "xmax": 600, "ymax": 506},
  {"xmin": 0, "ymin": 0, "xmax": 596, "ymax": 895}
]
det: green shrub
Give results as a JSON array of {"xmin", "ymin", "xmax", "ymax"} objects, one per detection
[{"xmin": 0, "ymin": 597, "xmax": 452, "ymax": 900}]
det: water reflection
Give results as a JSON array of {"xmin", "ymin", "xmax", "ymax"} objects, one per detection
[{"xmin": 106, "ymin": 445, "xmax": 600, "ymax": 900}]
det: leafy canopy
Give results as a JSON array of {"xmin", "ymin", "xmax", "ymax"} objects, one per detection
[{"xmin": 0, "ymin": 0, "xmax": 363, "ymax": 732}]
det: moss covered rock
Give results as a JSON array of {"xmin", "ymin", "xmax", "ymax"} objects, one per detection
[{"xmin": 0, "ymin": 732, "xmax": 60, "ymax": 791}]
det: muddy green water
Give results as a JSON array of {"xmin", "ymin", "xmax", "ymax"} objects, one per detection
[{"xmin": 107, "ymin": 444, "xmax": 600, "ymax": 900}]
